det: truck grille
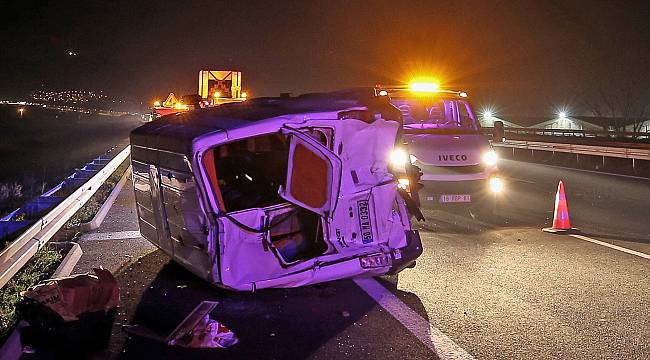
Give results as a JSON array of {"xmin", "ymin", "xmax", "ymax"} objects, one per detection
[{"xmin": 417, "ymin": 163, "xmax": 485, "ymax": 175}]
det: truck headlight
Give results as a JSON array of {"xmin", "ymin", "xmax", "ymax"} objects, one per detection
[
  {"xmin": 390, "ymin": 149, "xmax": 409, "ymax": 167},
  {"xmin": 482, "ymin": 149, "xmax": 498, "ymax": 167},
  {"xmin": 489, "ymin": 177, "xmax": 504, "ymax": 193}
]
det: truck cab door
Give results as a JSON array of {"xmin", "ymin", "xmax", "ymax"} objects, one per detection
[{"xmin": 279, "ymin": 128, "xmax": 342, "ymax": 218}]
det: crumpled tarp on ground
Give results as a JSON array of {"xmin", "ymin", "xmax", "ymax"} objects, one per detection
[{"xmin": 22, "ymin": 267, "xmax": 120, "ymax": 321}]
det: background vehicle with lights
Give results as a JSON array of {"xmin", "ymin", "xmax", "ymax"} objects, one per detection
[
  {"xmin": 378, "ymin": 83, "xmax": 503, "ymax": 217},
  {"xmin": 144, "ymin": 70, "xmax": 249, "ymax": 121}
]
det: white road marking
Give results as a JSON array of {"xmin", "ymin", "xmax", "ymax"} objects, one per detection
[
  {"xmin": 353, "ymin": 277, "xmax": 475, "ymax": 360},
  {"xmin": 508, "ymin": 176, "xmax": 537, "ymax": 184},
  {"xmin": 81, "ymin": 230, "xmax": 142, "ymax": 241},
  {"xmin": 571, "ymin": 234, "xmax": 650, "ymax": 260},
  {"xmin": 525, "ymin": 162, "xmax": 650, "ymax": 181}
]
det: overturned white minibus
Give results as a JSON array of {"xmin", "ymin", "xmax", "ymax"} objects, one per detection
[{"xmin": 130, "ymin": 90, "xmax": 422, "ymax": 291}]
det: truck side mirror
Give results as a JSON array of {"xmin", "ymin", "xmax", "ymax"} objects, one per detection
[{"xmin": 493, "ymin": 120, "xmax": 505, "ymax": 143}]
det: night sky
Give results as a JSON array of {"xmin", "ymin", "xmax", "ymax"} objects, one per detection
[{"xmin": 1, "ymin": 0, "xmax": 649, "ymax": 116}]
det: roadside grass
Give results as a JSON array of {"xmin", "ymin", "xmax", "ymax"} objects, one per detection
[
  {"xmin": 0, "ymin": 182, "xmax": 24, "ymax": 218},
  {"xmin": 0, "ymin": 157, "xmax": 129, "ymax": 341},
  {"xmin": 0, "ymin": 246, "xmax": 62, "ymax": 340},
  {"xmin": 0, "ymin": 158, "xmax": 130, "ymax": 251},
  {"xmin": 64, "ymin": 159, "xmax": 129, "ymax": 229}
]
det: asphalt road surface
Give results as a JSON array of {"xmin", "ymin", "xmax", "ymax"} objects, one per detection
[{"xmin": 70, "ymin": 159, "xmax": 650, "ymax": 359}]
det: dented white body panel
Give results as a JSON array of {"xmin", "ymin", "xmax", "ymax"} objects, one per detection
[{"xmin": 196, "ymin": 117, "xmax": 412, "ymax": 290}]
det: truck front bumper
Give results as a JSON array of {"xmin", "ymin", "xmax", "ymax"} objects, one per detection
[{"xmin": 418, "ymin": 178, "xmax": 501, "ymax": 207}]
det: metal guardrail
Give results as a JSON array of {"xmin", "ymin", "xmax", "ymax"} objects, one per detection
[
  {"xmin": 481, "ymin": 127, "xmax": 650, "ymax": 148},
  {"xmin": 501, "ymin": 127, "xmax": 649, "ymax": 139},
  {"xmin": 493, "ymin": 140, "xmax": 650, "ymax": 161},
  {"xmin": 0, "ymin": 146, "xmax": 131, "ymax": 289}
]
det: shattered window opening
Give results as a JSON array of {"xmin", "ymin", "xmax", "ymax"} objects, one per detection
[
  {"xmin": 208, "ymin": 133, "xmax": 289, "ymax": 212},
  {"xmin": 203, "ymin": 132, "xmax": 334, "ymax": 266}
]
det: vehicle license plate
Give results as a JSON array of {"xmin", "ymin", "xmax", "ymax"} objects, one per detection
[
  {"xmin": 439, "ymin": 194, "xmax": 471, "ymax": 203},
  {"xmin": 359, "ymin": 253, "xmax": 391, "ymax": 268},
  {"xmin": 356, "ymin": 200, "xmax": 374, "ymax": 244}
]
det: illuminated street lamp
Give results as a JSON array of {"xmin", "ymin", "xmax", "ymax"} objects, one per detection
[
  {"xmin": 558, "ymin": 111, "xmax": 567, "ymax": 120},
  {"xmin": 483, "ymin": 111, "xmax": 493, "ymax": 120},
  {"xmin": 153, "ymin": 101, "xmax": 161, "ymax": 107},
  {"xmin": 18, "ymin": 108, "xmax": 24, "ymax": 118}
]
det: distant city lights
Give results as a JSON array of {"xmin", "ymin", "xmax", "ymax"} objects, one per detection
[{"xmin": 31, "ymin": 90, "xmax": 106, "ymax": 104}]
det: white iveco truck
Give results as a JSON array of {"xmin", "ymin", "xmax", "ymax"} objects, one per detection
[{"xmin": 378, "ymin": 83, "xmax": 504, "ymax": 218}]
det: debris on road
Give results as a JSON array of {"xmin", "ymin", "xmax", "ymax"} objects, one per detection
[
  {"xmin": 124, "ymin": 300, "xmax": 238, "ymax": 349},
  {"xmin": 181, "ymin": 315, "xmax": 238, "ymax": 348}
]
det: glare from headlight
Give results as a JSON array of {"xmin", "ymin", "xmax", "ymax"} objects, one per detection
[
  {"xmin": 397, "ymin": 178, "xmax": 410, "ymax": 189},
  {"xmin": 390, "ymin": 149, "xmax": 409, "ymax": 167},
  {"xmin": 489, "ymin": 177, "xmax": 504, "ymax": 193},
  {"xmin": 482, "ymin": 149, "xmax": 498, "ymax": 167}
]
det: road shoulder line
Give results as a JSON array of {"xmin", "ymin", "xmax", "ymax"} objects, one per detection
[
  {"xmin": 353, "ymin": 277, "xmax": 475, "ymax": 360},
  {"xmin": 571, "ymin": 234, "xmax": 650, "ymax": 260},
  {"xmin": 81, "ymin": 230, "xmax": 142, "ymax": 241}
]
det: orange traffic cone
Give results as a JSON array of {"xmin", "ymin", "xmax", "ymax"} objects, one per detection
[{"xmin": 542, "ymin": 180, "xmax": 578, "ymax": 234}]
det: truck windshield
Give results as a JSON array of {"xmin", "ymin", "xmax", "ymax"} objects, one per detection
[{"xmin": 391, "ymin": 98, "xmax": 479, "ymax": 132}]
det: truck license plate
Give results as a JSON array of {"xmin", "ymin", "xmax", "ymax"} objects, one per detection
[{"xmin": 439, "ymin": 194, "xmax": 471, "ymax": 203}]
